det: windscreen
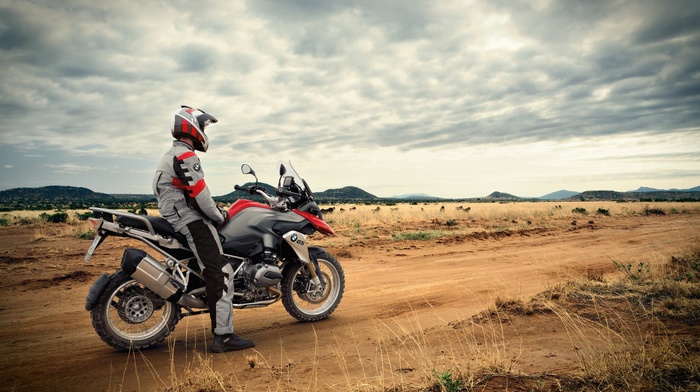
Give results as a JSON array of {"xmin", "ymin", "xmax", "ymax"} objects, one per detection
[{"xmin": 278, "ymin": 161, "xmax": 307, "ymax": 193}]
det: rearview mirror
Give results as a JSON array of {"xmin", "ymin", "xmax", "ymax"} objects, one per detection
[
  {"xmin": 241, "ymin": 164, "xmax": 254, "ymax": 176},
  {"xmin": 279, "ymin": 163, "xmax": 287, "ymax": 176}
]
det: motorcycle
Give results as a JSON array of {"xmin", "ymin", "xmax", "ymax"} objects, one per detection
[{"xmin": 83, "ymin": 161, "xmax": 344, "ymax": 350}]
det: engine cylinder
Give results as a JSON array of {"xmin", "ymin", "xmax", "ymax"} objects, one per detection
[{"xmin": 245, "ymin": 262, "xmax": 283, "ymax": 287}]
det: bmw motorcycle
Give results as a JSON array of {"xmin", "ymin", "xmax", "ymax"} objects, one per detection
[{"xmin": 83, "ymin": 161, "xmax": 344, "ymax": 350}]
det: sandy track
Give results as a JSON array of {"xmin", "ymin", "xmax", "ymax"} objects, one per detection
[{"xmin": 0, "ymin": 214, "xmax": 696, "ymax": 391}]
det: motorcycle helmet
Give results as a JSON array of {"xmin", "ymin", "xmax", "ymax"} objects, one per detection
[{"xmin": 171, "ymin": 105, "xmax": 218, "ymax": 152}]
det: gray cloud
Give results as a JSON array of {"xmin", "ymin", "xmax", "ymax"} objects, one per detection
[{"xmin": 0, "ymin": 0, "xmax": 698, "ymax": 195}]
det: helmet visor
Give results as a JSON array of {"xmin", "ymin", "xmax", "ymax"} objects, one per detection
[{"xmin": 195, "ymin": 111, "xmax": 218, "ymax": 132}]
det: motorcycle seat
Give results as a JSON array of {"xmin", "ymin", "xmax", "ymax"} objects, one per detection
[{"xmin": 115, "ymin": 215, "xmax": 187, "ymax": 245}]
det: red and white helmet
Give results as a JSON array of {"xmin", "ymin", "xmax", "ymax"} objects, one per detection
[{"xmin": 171, "ymin": 105, "xmax": 218, "ymax": 152}]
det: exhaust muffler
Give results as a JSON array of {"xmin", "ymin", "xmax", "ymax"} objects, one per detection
[{"xmin": 120, "ymin": 248, "xmax": 206, "ymax": 309}]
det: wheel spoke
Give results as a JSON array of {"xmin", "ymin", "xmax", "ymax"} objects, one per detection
[
  {"xmin": 105, "ymin": 280, "xmax": 173, "ymax": 340},
  {"xmin": 285, "ymin": 256, "xmax": 344, "ymax": 318}
]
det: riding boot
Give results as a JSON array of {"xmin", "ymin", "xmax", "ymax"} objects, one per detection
[{"xmin": 211, "ymin": 333, "xmax": 255, "ymax": 353}]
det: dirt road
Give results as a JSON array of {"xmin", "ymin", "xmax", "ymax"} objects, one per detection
[{"xmin": 0, "ymin": 213, "xmax": 696, "ymax": 391}]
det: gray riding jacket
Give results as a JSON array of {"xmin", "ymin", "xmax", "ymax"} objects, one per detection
[{"xmin": 152, "ymin": 141, "xmax": 226, "ymax": 231}]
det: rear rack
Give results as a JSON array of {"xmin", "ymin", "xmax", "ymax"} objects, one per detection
[{"xmin": 90, "ymin": 207, "xmax": 157, "ymax": 236}]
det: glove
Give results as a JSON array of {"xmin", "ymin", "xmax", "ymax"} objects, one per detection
[
  {"xmin": 217, "ymin": 205, "xmax": 228, "ymax": 221},
  {"xmin": 270, "ymin": 196, "xmax": 288, "ymax": 211}
]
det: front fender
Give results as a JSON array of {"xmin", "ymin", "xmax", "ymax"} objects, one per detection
[
  {"xmin": 85, "ymin": 273, "xmax": 110, "ymax": 311},
  {"xmin": 308, "ymin": 246, "xmax": 326, "ymax": 257}
]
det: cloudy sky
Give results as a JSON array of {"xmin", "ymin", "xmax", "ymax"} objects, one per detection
[{"xmin": 1, "ymin": 0, "xmax": 699, "ymax": 199}]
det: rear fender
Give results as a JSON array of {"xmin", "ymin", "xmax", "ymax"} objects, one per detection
[{"xmin": 85, "ymin": 273, "xmax": 111, "ymax": 311}]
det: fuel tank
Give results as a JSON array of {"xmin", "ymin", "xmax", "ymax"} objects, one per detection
[{"xmin": 218, "ymin": 203, "xmax": 314, "ymax": 257}]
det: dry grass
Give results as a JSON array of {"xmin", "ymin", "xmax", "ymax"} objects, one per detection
[
  {"xmin": 164, "ymin": 351, "xmax": 229, "ymax": 392},
  {"xmin": 153, "ymin": 236, "xmax": 700, "ymax": 391},
  {"xmin": 19, "ymin": 202, "xmax": 694, "ymax": 391},
  {"xmin": 326, "ymin": 201, "xmax": 699, "ymax": 222},
  {"xmin": 4, "ymin": 202, "xmax": 698, "ymax": 241},
  {"xmin": 305, "ymin": 202, "xmax": 700, "ymax": 252},
  {"xmin": 531, "ymin": 240, "xmax": 700, "ymax": 391}
]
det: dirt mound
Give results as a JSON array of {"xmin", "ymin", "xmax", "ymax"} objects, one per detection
[{"xmin": 20, "ymin": 271, "xmax": 95, "ymax": 290}]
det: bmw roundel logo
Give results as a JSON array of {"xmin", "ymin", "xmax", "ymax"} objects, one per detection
[{"xmin": 291, "ymin": 234, "xmax": 298, "ymax": 242}]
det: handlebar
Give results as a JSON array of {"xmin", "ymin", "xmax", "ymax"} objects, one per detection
[
  {"xmin": 234, "ymin": 184, "xmax": 266, "ymax": 194},
  {"xmin": 277, "ymin": 188, "xmax": 302, "ymax": 199},
  {"xmin": 235, "ymin": 184, "xmax": 302, "ymax": 200},
  {"xmin": 234, "ymin": 184, "xmax": 272, "ymax": 203}
]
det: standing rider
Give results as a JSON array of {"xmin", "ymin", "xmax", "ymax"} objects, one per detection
[{"xmin": 152, "ymin": 105, "xmax": 254, "ymax": 353}]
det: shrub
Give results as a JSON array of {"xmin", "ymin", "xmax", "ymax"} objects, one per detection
[
  {"xmin": 0, "ymin": 218, "xmax": 8, "ymax": 227},
  {"xmin": 572, "ymin": 207, "xmax": 588, "ymax": 215},
  {"xmin": 16, "ymin": 217, "xmax": 39, "ymax": 225},
  {"xmin": 76, "ymin": 228, "xmax": 96, "ymax": 239},
  {"xmin": 596, "ymin": 208, "xmax": 610, "ymax": 216},
  {"xmin": 643, "ymin": 205, "xmax": 665, "ymax": 216},
  {"xmin": 613, "ymin": 260, "xmax": 651, "ymax": 282},
  {"xmin": 74, "ymin": 211, "xmax": 93, "ymax": 221},
  {"xmin": 670, "ymin": 251, "xmax": 700, "ymax": 283},
  {"xmin": 432, "ymin": 369, "xmax": 465, "ymax": 392},
  {"xmin": 39, "ymin": 212, "xmax": 68, "ymax": 223}
]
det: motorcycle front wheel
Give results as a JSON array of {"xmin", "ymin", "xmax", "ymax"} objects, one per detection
[
  {"xmin": 91, "ymin": 270, "xmax": 180, "ymax": 350},
  {"xmin": 281, "ymin": 251, "xmax": 345, "ymax": 322}
]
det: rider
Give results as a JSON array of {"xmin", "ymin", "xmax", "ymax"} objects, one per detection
[{"xmin": 152, "ymin": 105, "xmax": 255, "ymax": 353}]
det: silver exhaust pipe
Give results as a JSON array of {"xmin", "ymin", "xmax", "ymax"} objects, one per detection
[
  {"xmin": 178, "ymin": 292, "xmax": 206, "ymax": 309},
  {"xmin": 121, "ymin": 248, "xmax": 206, "ymax": 309}
]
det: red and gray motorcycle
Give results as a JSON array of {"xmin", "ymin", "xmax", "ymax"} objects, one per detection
[{"xmin": 84, "ymin": 161, "xmax": 344, "ymax": 350}]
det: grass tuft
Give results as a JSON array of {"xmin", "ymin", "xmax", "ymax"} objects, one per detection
[{"xmin": 392, "ymin": 230, "xmax": 448, "ymax": 241}]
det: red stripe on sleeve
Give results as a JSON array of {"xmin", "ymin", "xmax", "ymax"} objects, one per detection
[
  {"xmin": 189, "ymin": 179, "xmax": 207, "ymax": 197},
  {"xmin": 171, "ymin": 178, "xmax": 187, "ymax": 190},
  {"xmin": 177, "ymin": 151, "xmax": 196, "ymax": 161}
]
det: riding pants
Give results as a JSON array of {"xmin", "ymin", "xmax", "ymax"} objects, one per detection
[{"xmin": 179, "ymin": 219, "xmax": 235, "ymax": 335}]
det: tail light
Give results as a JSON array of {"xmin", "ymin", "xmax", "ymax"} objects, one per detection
[{"xmin": 88, "ymin": 218, "xmax": 102, "ymax": 229}]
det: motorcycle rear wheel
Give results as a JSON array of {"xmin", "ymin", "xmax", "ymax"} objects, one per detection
[
  {"xmin": 281, "ymin": 251, "xmax": 344, "ymax": 322},
  {"xmin": 91, "ymin": 270, "xmax": 180, "ymax": 350}
]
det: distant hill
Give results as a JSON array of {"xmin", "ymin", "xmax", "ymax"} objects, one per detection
[
  {"xmin": 0, "ymin": 185, "xmax": 156, "ymax": 211},
  {"xmin": 539, "ymin": 190, "xmax": 580, "ymax": 200},
  {"xmin": 390, "ymin": 193, "xmax": 444, "ymax": 201},
  {"xmin": 569, "ymin": 190, "xmax": 700, "ymax": 201},
  {"xmin": 0, "ymin": 186, "xmax": 121, "ymax": 210},
  {"xmin": 629, "ymin": 186, "xmax": 700, "ymax": 193},
  {"xmin": 0, "ymin": 183, "xmax": 380, "ymax": 210},
  {"xmin": 216, "ymin": 183, "xmax": 378, "ymax": 203},
  {"xmin": 571, "ymin": 190, "xmax": 625, "ymax": 200},
  {"xmin": 2, "ymin": 183, "xmax": 699, "ymax": 211},
  {"xmin": 314, "ymin": 186, "xmax": 377, "ymax": 202},
  {"xmin": 630, "ymin": 186, "xmax": 662, "ymax": 193},
  {"xmin": 484, "ymin": 191, "xmax": 521, "ymax": 200},
  {"xmin": 0, "ymin": 185, "xmax": 112, "ymax": 201}
]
